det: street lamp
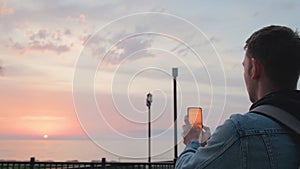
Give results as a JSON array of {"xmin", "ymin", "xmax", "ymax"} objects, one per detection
[
  {"xmin": 146, "ymin": 92, "xmax": 153, "ymax": 164},
  {"xmin": 172, "ymin": 68, "xmax": 178, "ymax": 161}
]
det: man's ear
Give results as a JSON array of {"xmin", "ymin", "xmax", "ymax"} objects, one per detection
[{"xmin": 250, "ymin": 58, "xmax": 261, "ymax": 79}]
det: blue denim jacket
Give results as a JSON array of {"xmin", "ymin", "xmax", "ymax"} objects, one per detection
[{"xmin": 175, "ymin": 112, "xmax": 300, "ymax": 169}]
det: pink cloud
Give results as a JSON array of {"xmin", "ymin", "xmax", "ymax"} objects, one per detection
[
  {"xmin": 79, "ymin": 14, "xmax": 86, "ymax": 23},
  {"xmin": 79, "ymin": 34, "xmax": 92, "ymax": 44},
  {"xmin": 0, "ymin": 0, "xmax": 13, "ymax": 16},
  {"xmin": 53, "ymin": 30, "xmax": 62, "ymax": 41}
]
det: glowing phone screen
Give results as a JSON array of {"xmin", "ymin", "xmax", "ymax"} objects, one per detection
[{"xmin": 188, "ymin": 107, "xmax": 202, "ymax": 129}]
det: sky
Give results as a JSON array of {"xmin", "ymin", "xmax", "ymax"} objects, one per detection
[{"xmin": 0, "ymin": 0, "xmax": 300, "ymax": 159}]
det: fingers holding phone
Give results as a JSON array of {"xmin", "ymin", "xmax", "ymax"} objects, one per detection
[
  {"xmin": 183, "ymin": 107, "xmax": 211, "ymax": 146},
  {"xmin": 182, "ymin": 107, "xmax": 202, "ymax": 145}
]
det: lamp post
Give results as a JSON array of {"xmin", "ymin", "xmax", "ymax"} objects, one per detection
[
  {"xmin": 172, "ymin": 68, "xmax": 178, "ymax": 161},
  {"xmin": 146, "ymin": 92, "xmax": 153, "ymax": 164}
]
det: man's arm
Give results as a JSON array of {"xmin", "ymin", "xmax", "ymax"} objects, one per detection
[{"xmin": 175, "ymin": 118, "xmax": 240, "ymax": 169}]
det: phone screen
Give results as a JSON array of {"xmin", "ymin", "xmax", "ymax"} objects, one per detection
[{"xmin": 188, "ymin": 107, "xmax": 203, "ymax": 129}]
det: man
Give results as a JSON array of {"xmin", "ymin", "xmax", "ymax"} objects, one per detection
[{"xmin": 175, "ymin": 25, "xmax": 300, "ymax": 168}]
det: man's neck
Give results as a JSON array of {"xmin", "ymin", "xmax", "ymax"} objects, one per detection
[{"xmin": 256, "ymin": 80, "xmax": 280, "ymax": 101}]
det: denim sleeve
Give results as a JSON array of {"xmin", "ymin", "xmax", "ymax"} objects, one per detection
[{"xmin": 175, "ymin": 118, "xmax": 240, "ymax": 169}]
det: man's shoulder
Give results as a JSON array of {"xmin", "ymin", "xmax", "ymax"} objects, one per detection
[
  {"xmin": 228, "ymin": 112, "xmax": 284, "ymax": 131},
  {"xmin": 229, "ymin": 112, "xmax": 267, "ymax": 121}
]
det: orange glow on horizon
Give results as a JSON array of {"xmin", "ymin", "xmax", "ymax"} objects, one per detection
[{"xmin": 0, "ymin": 86, "xmax": 85, "ymax": 138}]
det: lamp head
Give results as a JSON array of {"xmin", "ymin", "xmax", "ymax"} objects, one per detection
[
  {"xmin": 146, "ymin": 92, "xmax": 152, "ymax": 107},
  {"xmin": 172, "ymin": 67, "xmax": 178, "ymax": 79}
]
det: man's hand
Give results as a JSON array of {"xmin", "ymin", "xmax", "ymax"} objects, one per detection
[
  {"xmin": 182, "ymin": 115, "xmax": 200, "ymax": 145},
  {"xmin": 182, "ymin": 115, "xmax": 211, "ymax": 145}
]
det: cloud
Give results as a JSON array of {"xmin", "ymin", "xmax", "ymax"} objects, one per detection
[
  {"xmin": 29, "ymin": 29, "xmax": 49, "ymax": 40},
  {"xmin": 29, "ymin": 41, "xmax": 71, "ymax": 54},
  {"xmin": 169, "ymin": 33, "xmax": 220, "ymax": 58},
  {"xmin": 0, "ymin": 0, "xmax": 13, "ymax": 16},
  {"xmin": 79, "ymin": 34, "xmax": 92, "ymax": 44},
  {"xmin": 0, "ymin": 60, "xmax": 3, "ymax": 75},
  {"xmin": 3, "ymin": 63, "xmax": 44, "ymax": 77},
  {"xmin": 104, "ymin": 36, "xmax": 154, "ymax": 65},
  {"xmin": 8, "ymin": 28, "xmax": 73, "ymax": 55},
  {"xmin": 53, "ymin": 30, "xmax": 62, "ymax": 41},
  {"xmin": 82, "ymin": 26, "xmax": 157, "ymax": 65},
  {"xmin": 79, "ymin": 13, "xmax": 86, "ymax": 23},
  {"xmin": 64, "ymin": 28, "xmax": 72, "ymax": 36}
]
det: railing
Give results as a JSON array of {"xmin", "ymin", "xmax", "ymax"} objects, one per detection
[{"xmin": 0, "ymin": 157, "xmax": 175, "ymax": 169}]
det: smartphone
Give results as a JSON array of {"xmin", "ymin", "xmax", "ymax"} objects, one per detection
[{"xmin": 187, "ymin": 107, "xmax": 203, "ymax": 129}]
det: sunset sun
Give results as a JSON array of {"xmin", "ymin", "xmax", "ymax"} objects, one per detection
[{"xmin": 43, "ymin": 134, "xmax": 49, "ymax": 139}]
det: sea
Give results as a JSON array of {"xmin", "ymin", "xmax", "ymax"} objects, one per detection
[{"xmin": 0, "ymin": 139, "xmax": 180, "ymax": 162}]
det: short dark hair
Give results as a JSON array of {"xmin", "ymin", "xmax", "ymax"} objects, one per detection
[{"xmin": 244, "ymin": 25, "xmax": 300, "ymax": 89}]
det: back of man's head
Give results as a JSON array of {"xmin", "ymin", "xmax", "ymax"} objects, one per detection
[{"xmin": 245, "ymin": 25, "xmax": 300, "ymax": 89}]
